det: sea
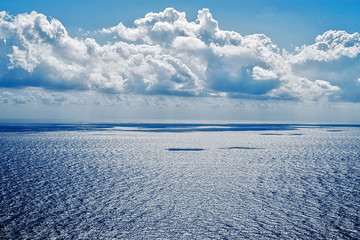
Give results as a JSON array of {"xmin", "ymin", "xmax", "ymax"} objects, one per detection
[{"xmin": 0, "ymin": 123, "xmax": 359, "ymax": 239}]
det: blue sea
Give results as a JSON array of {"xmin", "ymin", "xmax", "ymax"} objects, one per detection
[{"xmin": 0, "ymin": 123, "xmax": 359, "ymax": 239}]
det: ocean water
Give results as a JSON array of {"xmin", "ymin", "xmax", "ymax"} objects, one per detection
[{"xmin": 0, "ymin": 123, "xmax": 359, "ymax": 239}]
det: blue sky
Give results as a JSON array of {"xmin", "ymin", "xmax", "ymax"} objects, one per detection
[
  {"xmin": 3, "ymin": 0, "xmax": 360, "ymax": 49},
  {"xmin": 1, "ymin": 0, "xmax": 360, "ymax": 122}
]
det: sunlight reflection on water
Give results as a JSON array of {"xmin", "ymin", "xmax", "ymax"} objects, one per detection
[{"xmin": 0, "ymin": 124, "xmax": 359, "ymax": 239}]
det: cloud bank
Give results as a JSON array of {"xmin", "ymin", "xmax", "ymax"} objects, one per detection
[{"xmin": 0, "ymin": 8, "xmax": 359, "ymax": 101}]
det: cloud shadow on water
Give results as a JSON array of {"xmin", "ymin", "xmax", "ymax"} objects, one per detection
[
  {"xmin": 260, "ymin": 133, "xmax": 285, "ymax": 135},
  {"xmin": 220, "ymin": 147, "xmax": 262, "ymax": 150},
  {"xmin": 167, "ymin": 148, "xmax": 205, "ymax": 151}
]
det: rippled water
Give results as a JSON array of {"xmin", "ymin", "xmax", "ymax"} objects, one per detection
[{"xmin": 0, "ymin": 124, "xmax": 359, "ymax": 239}]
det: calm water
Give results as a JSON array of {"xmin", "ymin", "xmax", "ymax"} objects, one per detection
[{"xmin": 0, "ymin": 123, "xmax": 359, "ymax": 239}]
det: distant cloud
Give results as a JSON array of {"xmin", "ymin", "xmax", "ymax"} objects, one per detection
[
  {"xmin": 0, "ymin": 91, "xmax": 36, "ymax": 104},
  {"xmin": 0, "ymin": 9, "xmax": 359, "ymax": 101}
]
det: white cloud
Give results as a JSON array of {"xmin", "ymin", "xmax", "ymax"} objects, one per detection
[
  {"xmin": 252, "ymin": 66, "xmax": 278, "ymax": 80},
  {"xmin": 289, "ymin": 30, "xmax": 360, "ymax": 64},
  {"xmin": 1, "ymin": 9, "xmax": 360, "ymax": 101},
  {"xmin": 172, "ymin": 36, "xmax": 207, "ymax": 50}
]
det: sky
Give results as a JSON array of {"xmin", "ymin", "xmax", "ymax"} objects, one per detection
[{"xmin": 0, "ymin": 0, "xmax": 360, "ymax": 123}]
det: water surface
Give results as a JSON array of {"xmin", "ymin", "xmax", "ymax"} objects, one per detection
[{"xmin": 0, "ymin": 123, "xmax": 359, "ymax": 239}]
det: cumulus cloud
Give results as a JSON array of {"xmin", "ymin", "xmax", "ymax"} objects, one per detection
[
  {"xmin": 0, "ymin": 90, "xmax": 36, "ymax": 104},
  {"xmin": 0, "ymin": 8, "xmax": 359, "ymax": 101},
  {"xmin": 289, "ymin": 30, "xmax": 360, "ymax": 63},
  {"xmin": 288, "ymin": 30, "xmax": 360, "ymax": 101}
]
